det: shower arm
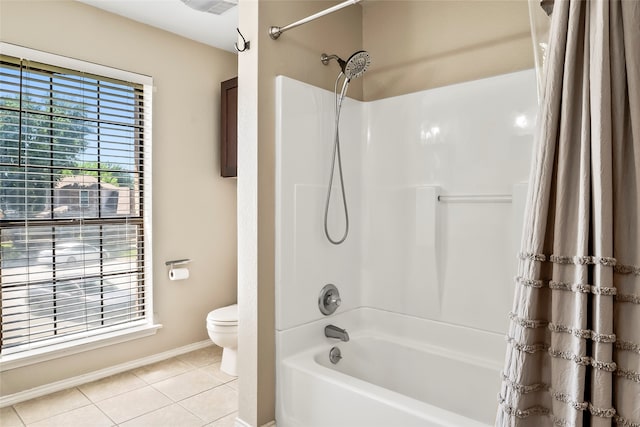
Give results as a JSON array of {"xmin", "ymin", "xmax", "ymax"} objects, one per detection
[
  {"xmin": 269, "ymin": 0, "xmax": 362, "ymax": 40},
  {"xmin": 321, "ymin": 54, "xmax": 341, "ymax": 65}
]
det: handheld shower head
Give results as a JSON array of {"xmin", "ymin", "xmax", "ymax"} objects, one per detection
[
  {"xmin": 321, "ymin": 50, "xmax": 371, "ymax": 80},
  {"xmin": 321, "ymin": 51, "xmax": 370, "ymax": 245},
  {"xmin": 342, "ymin": 50, "xmax": 371, "ymax": 80}
]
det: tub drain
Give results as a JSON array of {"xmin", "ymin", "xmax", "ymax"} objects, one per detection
[{"xmin": 329, "ymin": 346, "xmax": 342, "ymax": 364}]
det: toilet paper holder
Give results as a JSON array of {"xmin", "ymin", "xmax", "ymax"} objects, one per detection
[{"xmin": 165, "ymin": 259, "xmax": 191, "ymax": 268}]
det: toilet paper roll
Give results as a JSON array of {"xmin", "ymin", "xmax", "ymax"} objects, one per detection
[{"xmin": 169, "ymin": 267, "xmax": 189, "ymax": 281}]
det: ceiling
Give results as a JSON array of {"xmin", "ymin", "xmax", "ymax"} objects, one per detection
[{"xmin": 77, "ymin": 0, "xmax": 239, "ymax": 53}]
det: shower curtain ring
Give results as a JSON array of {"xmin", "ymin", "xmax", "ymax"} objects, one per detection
[{"xmin": 235, "ymin": 28, "xmax": 250, "ymax": 52}]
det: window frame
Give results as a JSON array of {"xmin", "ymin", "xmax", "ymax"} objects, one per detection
[{"xmin": 0, "ymin": 43, "xmax": 157, "ymax": 370}]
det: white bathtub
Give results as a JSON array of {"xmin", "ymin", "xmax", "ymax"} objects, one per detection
[{"xmin": 276, "ymin": 308, "xmax": 505, "ymax": 427}]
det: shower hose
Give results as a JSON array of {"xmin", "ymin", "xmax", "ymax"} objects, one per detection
[{"xmin": 324, "ymin": 73, "xmax": 350, "ymax": 245}]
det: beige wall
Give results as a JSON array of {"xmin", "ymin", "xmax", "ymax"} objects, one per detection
[
  {"xmin": 237, "ymin": 1, "xmax": 363, "ymax": 425},
  {"xmin": 0, "ymin": 1, "xmax": 238, "ymax": 396},
  {"xmin": 362, "ymin": 0, "xmax": 535, "ymax": 100}
]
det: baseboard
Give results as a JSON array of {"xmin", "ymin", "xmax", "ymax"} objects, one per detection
[
  {"xmin": 0, "ymin": 340, "xmax": 212, "ymax": 408},
  {"xmin": 234, "ymin": 417, "xmax": 276, "ymax": 427}
]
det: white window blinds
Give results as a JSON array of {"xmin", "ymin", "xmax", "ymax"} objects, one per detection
[{"xmin": 0, "ymin": 46, "xmax": 152, "ymax": 357}]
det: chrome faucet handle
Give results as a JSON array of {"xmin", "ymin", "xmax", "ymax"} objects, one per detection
[
  {"xmin": 319, "ymin": 284, "xmax": 341, "ymax": 315},
  {"xmin": 326, "ymin": 294, "xmax": 341, "ymax": 307}
]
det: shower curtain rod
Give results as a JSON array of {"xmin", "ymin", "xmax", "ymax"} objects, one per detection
[{"xmin": 269, "ymin": 0, "xmax": 363, "ymax": 40}]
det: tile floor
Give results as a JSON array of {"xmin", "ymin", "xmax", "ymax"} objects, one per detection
[{"xmin": 0, "ymin": 345, "xmax": 238, "ymax": 427}]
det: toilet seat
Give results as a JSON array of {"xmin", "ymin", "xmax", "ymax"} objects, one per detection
[{"xmin": 207, "ymin": 304, "xmax": 238, "ymax": 326}]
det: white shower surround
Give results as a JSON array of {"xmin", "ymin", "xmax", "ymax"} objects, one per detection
[{"xmin": 275, "ymin": 69, "xmax": 538, "ymax": 426}]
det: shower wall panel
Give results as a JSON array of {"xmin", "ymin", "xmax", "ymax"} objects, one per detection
[
  {"xmin": 362, "ymin": 69, "xmax": 537, "ymax": 334},
  {"xmin": 275, "ymin": 70, "xmax": 537, "ymax": 334},
  {"xmin": 275, "ymin": 77, "xmax": 363, "ymax": 332}
]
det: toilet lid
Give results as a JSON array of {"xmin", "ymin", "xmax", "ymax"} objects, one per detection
[{"xmin": 208, "ymin": 304, "xmax": 238, "ymax": 323}]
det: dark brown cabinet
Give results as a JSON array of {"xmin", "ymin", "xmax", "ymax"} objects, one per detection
[{"xmin": 220, "ymin": 77, "xmax": 238, "ymax": 177}]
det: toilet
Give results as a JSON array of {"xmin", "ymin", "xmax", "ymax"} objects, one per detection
[{"xmin": 206, "ymin": 304, "xmax": 238, "ymax": 376}]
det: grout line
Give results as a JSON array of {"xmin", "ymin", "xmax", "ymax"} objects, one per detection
[
  {"xmin": 76, "ymin": 371, "xmax": 149, "ymax": 405},
  {"xmin": 12, "ymin": 389, "xmax": 94, "ymax": 426},
  {"xmin": 75, "ymin": 386, "xmax": 92, "ymax": 403},
  {"xmin": 116, "ymin": 398, "xmax": 175, "ymax": 426},
  {"xmin": 174, "ymin": 400, "xmax": 207, "ymax": 425},
  {"xmin": 129, "ymin": 356, "xmax": 202, "ymax": 386},
  {"xmin": 19, "ymin": 401, "xmax": 98, "ymax": 427},
  {"xmin": 75, "ymin": 387, "xmax": 118, "ymax": 426},
  {"xmin": 93, "ymin": 402, "xmax": 118, "ymax": 427},
  {"xmin": 173, "ymin": 382, "xmax": 239, "ymax": 425},
  {"xmin": 208, "ymin": 409, "xmax": 239, "ymax": 425},
  {"xmin": 11, "ymin": 405, "xmax": 27, "ymax": 427}
]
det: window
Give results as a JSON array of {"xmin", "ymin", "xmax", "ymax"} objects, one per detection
[{"xmin": 0, "ymin": 44, "xmax": 153, "ymax": 362}]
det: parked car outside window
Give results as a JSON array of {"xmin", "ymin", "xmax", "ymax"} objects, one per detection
[
  {"xmin": 28, "ymin": 278, "xmax": 135, "ymax": 323},
  {"xmin": 37, "ymin": 242, "xmax": 103, "ymax": 265}
]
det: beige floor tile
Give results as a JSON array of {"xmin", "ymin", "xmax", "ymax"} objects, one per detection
[
  {"xmin": 95, "ymin": 386, "xmax": 172, "ymax": 424},
  {"xmin": 225, "ymin": 380, "xmax": 237, "ymax": 390},
  {"xmin": 78, "ymin": 371, "xmax": 147, "ymax": 402},
  {"xmin": 0, "ymin": 406, "xmax": 24, "ymax": 427},
  {"xmin": 202, "ymin": 362, "xmax": 236, "ymax": 383},
  {"xmin": 153, "ymin": 368, "xmax": 224, "ymax": 402},
  {"xmin": 27, "ymin": 404, "xmax": 113, "ymax": 427},
  {"xmin": 176, "ymin": 345, "xmax": 222, "ymax": 368},
  {"xmin": 131, "ymin": 358, "xmax": 192, "ymax": 384},
  {"xmin": 119, "ymin": 403, "xmax": 204, "ymax": 427},
  {"xmin": 206, "ymin": 412, "xmax": 237, "ymax": 427},
  {"xmin": 13, "ymin": 388, "xmax": 91, "ymax": 425},
  {"xmin": 178, "ymin": 385, "xmax": 238, "ymax": 423}
]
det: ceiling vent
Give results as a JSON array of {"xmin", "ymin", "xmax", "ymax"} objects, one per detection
[{"xmin": 181, "ymin": 0, "xmax": 237, "ymax": 15}]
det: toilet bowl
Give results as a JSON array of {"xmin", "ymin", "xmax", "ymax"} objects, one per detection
[{"xmin": 206, "ymin": 304, "xmax": 238, "ymax": 376}]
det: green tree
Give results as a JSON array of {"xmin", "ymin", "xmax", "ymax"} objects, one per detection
[{"xmin": 0, "ymin": 96, "xmax": 91, "ymax": 216}]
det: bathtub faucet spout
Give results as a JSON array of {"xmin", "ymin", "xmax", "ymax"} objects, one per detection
[{"xmin": 325, "ymin": 324, "xmax": 349, "ymax": 342}]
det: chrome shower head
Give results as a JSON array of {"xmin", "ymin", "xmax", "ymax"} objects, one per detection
[
  {"xmin": 321, "ymin": 50, "xmax": 371, "ymax": 80},
  {"xmin": 342, "ymin": 50, "xmax": 371, "ymax": 80}
]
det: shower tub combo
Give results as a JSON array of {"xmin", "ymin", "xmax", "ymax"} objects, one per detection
[
  {"xmin": 277, "ymin": 308, "xmax": 503, "ymax": 427},
  {"xmin": 275, "ymin": 66, "xmax": 537, "ymax": 426}
]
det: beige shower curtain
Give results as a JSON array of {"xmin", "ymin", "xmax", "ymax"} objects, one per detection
[{"xmin": 496, "ymin": 0, "xmax": 640, "ymax": 426}]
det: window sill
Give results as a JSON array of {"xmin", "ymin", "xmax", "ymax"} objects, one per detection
[{"xmin": 0, "ymin": 322, "xmax": 163, "ymax": 372}]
